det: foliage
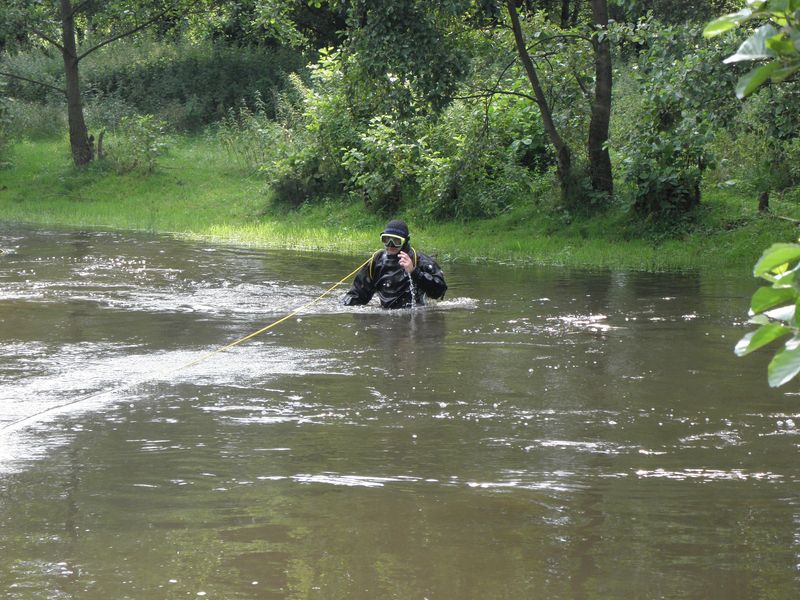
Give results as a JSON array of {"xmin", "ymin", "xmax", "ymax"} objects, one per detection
[
  {"xmin": 84, "ymin": 92, "xmax": 139, "ymax": 131},
  {"xmin": 474, "ymin": 10, "xmax": 593, "ymax": 155},
  {"xmin": 704, "ymin": 0, "xmax": 800, "ymax": 98},
  {"xmin": 0, "ymin": 2, "xmax": 33, "ymax": 52},
  {"xmin": 341, "ymin": 115, "xmax": 421, "ymax": 214},
  {"xmin": 415, "ymin": 95, "xmax": 548, "ymax": 220},
  {"xmin": 82, "ymin": 38, "xmax": 305, "ymax": 130},
  {"xmin": 216, "ymin": 92, "xmax": 292, "ymax": 174},
  {"xmin": 339, "ymin": 0, "xmax": 471, "ymax": 115},
  {"xmin": 263, "ymin": 50, "xmax": 355, "ymax": 206},
  {"xmin": 1, "ymin": 35, "xmax": 306, "ymax": 134},
  {"xmin": 708, "ymin": 80, "xmax": 800, "ymax": 193},
  {"xmin": 610, "ymin": 0, "xmax": 743, "ymax": 25},
  {"xmin": 246, "ymin": 0, "xmax": 346, "ymax": 49},
  {"xmin": 2, "ymin": 98, "xmax": 66, "ymax": 139},
  {"xmin": 265, "ymin": 42, "xmax": 549, "ymax": 219},
  {"xmin": 0, "ymin": 97, "xmax": 11, "ymax": 168},
  {"xmin": 735, "ymin": 243, "xmax": 800, "ymax": 387},
  {"xmin": 706, "ymin": 2, "xmax": 800, "ymax": 386},
  {"xmin": 0, "ymin": 48, "xmax": 64, "ymax": 103},
  {"xmin": 615, "ymin": 23, "xmax": 735, "ymax": 217},
  {"xmin": 105, "ymin": 114, "xmax": 170, "ymax": 174}
]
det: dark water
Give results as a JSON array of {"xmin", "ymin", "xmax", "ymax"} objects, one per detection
[{"xmin": 0, "ymin": 224, "xmax": 798, "ymax": 599}]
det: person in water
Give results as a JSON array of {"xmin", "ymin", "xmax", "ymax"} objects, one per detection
[{"xmin": 343, "ymin": 219, "xmax": 447, "ymax": 309}]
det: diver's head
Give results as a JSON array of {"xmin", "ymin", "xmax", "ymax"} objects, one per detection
[{"xmin": 380, "ymin": 219, "xmax": 410, "ymax": 254}]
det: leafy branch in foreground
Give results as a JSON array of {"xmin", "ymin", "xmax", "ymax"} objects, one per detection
[
  {"xmin": 704, "ymin": 0, "xmax": 800, "ymax": 98},
  {"xmin": 735, "ymin": 243, "xmax": 800, "ymax": 386},
  {"xmin": 706, "ymin": 2, "xmax": 800, "ymax": 385}
]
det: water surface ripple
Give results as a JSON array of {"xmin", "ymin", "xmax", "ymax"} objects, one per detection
[{"xmin": 1, "ymin": 224, "xmax": 798, "ymax": 599}]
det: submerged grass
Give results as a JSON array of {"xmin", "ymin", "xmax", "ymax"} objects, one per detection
[{"xmin": 1, "ymin": 135, "xmax": 798, "ymax": 274}]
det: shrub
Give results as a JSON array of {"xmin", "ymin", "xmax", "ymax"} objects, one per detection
[
  {"xmin": 414, "ymin": 95, "xmax": 549, "ymax": 221},
  {"xmin": 267, "ymin": 50, "xmax": 356, "ymax": 206},
  {"xmin": 618, "ymin": 113, "xmax": 712, "ymax": 216},
  {"xmin": 708, "ymin": 82, "xmax": 800, "ymax": 195},
  {"xmin": 0, "ymin": 98, "xmax": 11, "ymax": 168},
  {"xmin": 216, "ymin": 93, "xmax": 291, "ymax": 174},
  {"xmin": 104, "ymin": 114, "xmax": 169, "ymax": 174},
  {"xmin": 341, "ymin": 115, "xmax": 420, "ymax": 214},
  {"xmin": 614, "ymin": 23, "xmax": 733, "ymax": 217},
  {"xmin": 3, "ymin": 98, "xmax": 66, "ymax": 139},
  {"xmin": 2, "ymin": 37, "xmax": 306, "ymax": 134},
  {"xmin": 84, "ymin": 92, "xmax": 138, "ymax": 131},
  {"xmin": 0, "ymin": 50, "xmax": 63, "ymax": 104},
  {"xmin": 83, "ymin": 38, "xmax": 305, "ymax": 130}
]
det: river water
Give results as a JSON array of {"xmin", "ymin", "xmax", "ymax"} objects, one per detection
[{"xmin": 0, "ymin": 224, "xmax": 798, "ymax": 599}]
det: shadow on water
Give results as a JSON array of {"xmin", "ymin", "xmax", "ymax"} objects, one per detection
[{"xmin": 1, "ymin": 224, "xmax": 799, "ymax": 599}]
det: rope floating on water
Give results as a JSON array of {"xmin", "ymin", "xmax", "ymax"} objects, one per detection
[{"xmin": 0, "ymin": 255, "xmax": 371, "ymax": 434}]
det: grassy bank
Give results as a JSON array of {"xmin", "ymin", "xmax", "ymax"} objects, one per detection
[{"xmin": 2, "ymin": 135, "xmax": 798, "ymax": 273}]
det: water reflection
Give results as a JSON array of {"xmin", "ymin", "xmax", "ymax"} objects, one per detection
[{"xmin": 1, "ymin": 224, "xmax": 799, "ymax": 598}]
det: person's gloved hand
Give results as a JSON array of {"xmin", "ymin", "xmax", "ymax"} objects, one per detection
[{"xmin": 398, "ymin": 251, "xmax": 414, "ymax": 273}]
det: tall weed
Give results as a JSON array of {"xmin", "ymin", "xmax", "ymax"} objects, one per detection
[
  {"xmin": 0, "ymin": 99, "xmax": 11, "ymax": 168},
  {"xmin": 4, "ymin": 99, "xmax": 66, "ymax": 139},
  {"xmin": 104, "ymin": 115, "xmax": 170, "ymax": 174}
]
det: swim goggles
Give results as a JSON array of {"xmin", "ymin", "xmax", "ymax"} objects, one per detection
[{"xmin": 380, "ymin": 234, "xmax": 406, "ymax": 248}]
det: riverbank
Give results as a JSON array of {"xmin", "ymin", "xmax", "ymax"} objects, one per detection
[{"xmin": 2, "ymin": 136, "xmax": 798, "ymax": 272}]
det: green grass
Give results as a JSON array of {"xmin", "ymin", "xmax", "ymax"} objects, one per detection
[{"xmin": 2, "ymin": 135, "xmax": 798, "ymax": 274}]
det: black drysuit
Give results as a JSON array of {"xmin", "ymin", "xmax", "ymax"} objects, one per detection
[{"xmin": 343, "ymin": 248, "xmax": 447, "ymax": 309}]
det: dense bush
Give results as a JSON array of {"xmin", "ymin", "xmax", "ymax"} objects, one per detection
[
  {"xmin": 709, "ymin": 82, "xmax": 800, "ymax": 195},
  {"xmin": 254, "ymin": 46, "xmax": 552, "ymax": 219},
  {"xmin": 1, "ymin": 37, "xmax": 306, "ymax": 135},
  {"xmin": 214, "ymin": 70, "xmax": 349, "ymax": 206},
  {"xmin": 614, "ymin": 23, "xmax": 735, "ymax": 217},
  {"xmin": 3, "ymin": 98, "xmax": 66, "ymax": 139},
  {"xmin": 83, "ymin": 38, "xmax": 306, "ymax": 130},
  {"xmin": 0, "ymin": 50, "xmax": 63, "ymax": 104},
  {"xmin": 414, "ymin": 96, "xmax": 549, "ymax": 221},
  {"xmin": 0, "ymin": 98, "xmax": 11, "ymax": 168},
  {"xmin": 104, "ymin": 114, "xmax": 170, "ymax": 174}
]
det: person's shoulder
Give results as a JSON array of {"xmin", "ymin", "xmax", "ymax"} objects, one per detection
[
  {"xmin": 413, "ymin": 249, "xmax": 442, "ymax": 269},
  {"xmin": 414, "ymin": 249, "xmax": 437, "ymax": 262}
]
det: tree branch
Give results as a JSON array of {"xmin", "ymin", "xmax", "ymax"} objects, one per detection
[
  {"xmin": 455, "ymin": 89, "xmax": 537, "ymax": 103},
  {"xmin": 32, "ymin": 29, "xmax": 66, "ymax": 53},
  {"xmin": 77, "ymin": 17, "xmax": 166, "ymax": 61},
  {"xmin": 572, "ymin": 68, "xmax": 592, "ymax": 102},
  {"xmin": 69, "ymin": 0, "xmax": 97, "ymax": 19},
  {"xmin": 0, "ymin": 71, "xmax": 66, "ymax": 96},
  {"xmin": 77, "ymin": 1, "xmax": 203, "ymax": 62}
]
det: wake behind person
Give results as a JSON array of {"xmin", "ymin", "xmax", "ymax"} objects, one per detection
[{"xmin": 343, "ymin": 220, "xmax": 447, "ymax": 309}]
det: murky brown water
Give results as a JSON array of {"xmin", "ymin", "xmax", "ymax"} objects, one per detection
[{"xmin": 0, "ymin": 224, "xmax": 798, "ymax": 599}]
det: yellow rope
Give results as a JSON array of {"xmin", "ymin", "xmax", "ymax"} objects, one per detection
[
  {"xmin": 1, "ymin": 255, "xmax": 371, "ymax": 433},
  {"xmin": 178, "ymin": 255, "xmax": 371, "ymax": 370}
]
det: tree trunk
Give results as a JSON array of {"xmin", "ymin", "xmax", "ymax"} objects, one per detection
[
  {"xmin": 570, "ymin": 0, "xmax": 581, "ymax": 26},
  {"xmin": 587, "ymin": 0, "xmax": 613, "ymax": 196},
  {"xmin": 61, "ymin": 0, "xmax": 92, "ymax": 166},
  {"xmin": 560, "ymin": 0, "xmax": 571, "ymax": 28},
  {"xmin": 506, "ymin": 0, "xmax": 572, "ymax": 185}
]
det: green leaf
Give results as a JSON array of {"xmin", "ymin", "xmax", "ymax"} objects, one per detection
[
  {"xmin": 765, "ymin": 0, "xmax": 790, "ymax": 15},
  {"xmin": 748, "ymin": 314, "xmax": 772, "ymax": 325},
  {"xmin": 751, "ymin": 285, "xmax": 797, "ymax": 313},
  {"xmin": 735, "ymin": 62, "xmax": 782, "ymax": 97},
  {"xmin": 703, "ymin": 10, "xmax": 754, "ymax": 37},
  {"xmin": 753, "ymin": 243, "xmax": 800, "ymax": 277},
  {"xmin": 771, "ymin": 63, "xmax": 800, "ymax": 83},
  {"xmin": 735, "ymin": 323, "xmax": 792, "ymax": 356},
  {"xmin": 764, "ymin": 304, "xmax": 796, "ymax": 322},
  {"xmin": 766, "ymin": 35, "xmax": 795, "ymax": 54},
  {"xmin": 724, "ymin": 24, "xmax": 780, "ymax": 63},
  {"xmin": 768, "ymin": 343, "xmax": 800, "ymax": 386}
]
